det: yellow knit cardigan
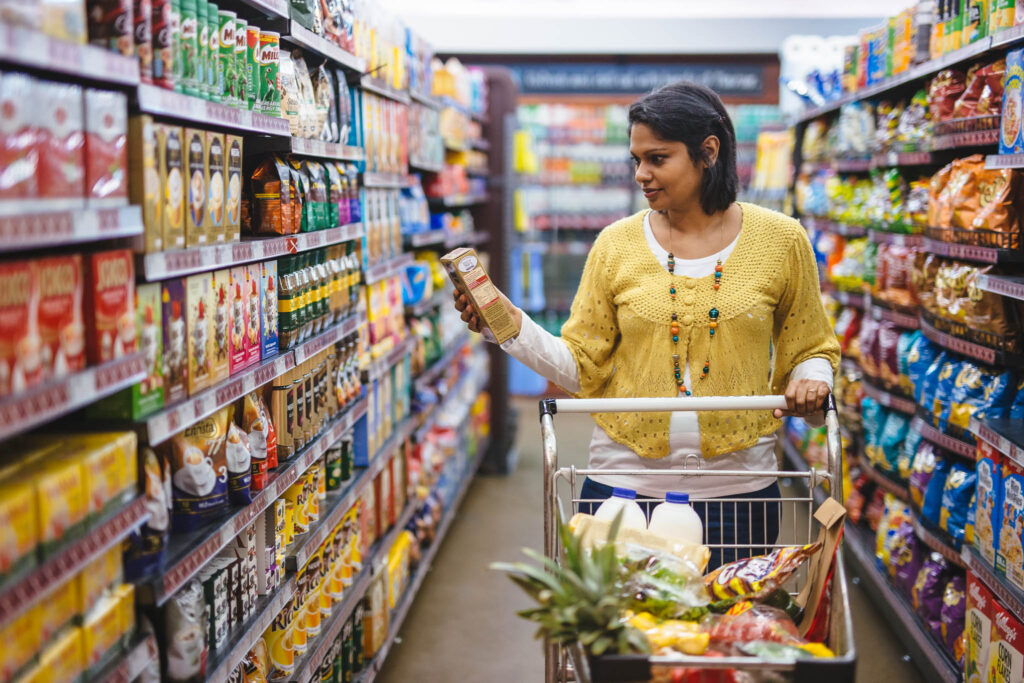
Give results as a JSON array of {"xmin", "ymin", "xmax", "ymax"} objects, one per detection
[{"xmin": 560, "ymin": 203, "xmax": 841, "ymax": 459}]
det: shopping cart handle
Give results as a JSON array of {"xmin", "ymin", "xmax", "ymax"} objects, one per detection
[{"xmin": 540, "ymin": 395, "xmax": 796, "ymax": 415}]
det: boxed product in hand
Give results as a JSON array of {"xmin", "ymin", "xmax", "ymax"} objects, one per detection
[
  {"xmin": 162, "ymin": 278, "xmax": 189, "ymax": 404},
  {"xmin": 129, "ymin": 116, "xmax": 162, "ymax": 253},
  {"xmin": 84, "ymin": 88, "xmax": 128, "ymax": 205},
  {"xmin": 1001, "ymin": 48, "xmax": 1024, "ymax": 155},
  {"xmin": 157, "ymin": 123, "xmax": 186, "ymax": 250},
  {"xmin": 35, "ymin": 255, "xmax": 86, "ymax": 381},
  {"xmin": 441, "ymin": 247, "xmax": 517, "ymax": 344},
  {"xmin": 186, "ymin": 273, "xmax": 216, "ymax": 395},
  {"xmin": 84, "ymin": 249, "xmax": 136, "ymax": 364},
  {"xmin": 184, "ymin": 127, "xmax": 207, "ymax": 247}
]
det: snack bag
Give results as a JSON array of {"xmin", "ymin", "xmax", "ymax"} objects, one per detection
[
  {"xmin": 943, "ymin": 363, "xmax": 1016, "ymax": 431},
  {"xmin": 966, "ymin": 572, "xmax": 996, "ymax": 683},
  {"xmin": 251, "ymin": 157, "xmax": 296, "ymax": 235},
  {"xmin": 898, "ymin": 428, "xmax": 923, "ymax": 482},
  {"xmin": 998, "ymin": 456, "xmax": 1024, "ymax": 588},
  {"xmin": 922, "ymin": 454, "xmax": 952, "ymax": 527},
  {"xmin": 225, "ymin": 421, "xmax": 253, "ymax": 505},
  {"xmin": 704, "ymin": 543, "xmax": 821, "ymax": 601},
  {"xmin": 911, "ymin": 553, "xmax": 952, "ymax": 639},
  {"xmin": 939, "ymin": 461, "xmax": 977, "ymax": 546},
  {"xmin": 879, "ymin": 411, "xmax": 910, "ymax": 473},
  {"xmin": 941, "ymin": 574, "xmax": 967, "ymax": 666},
  {"xmin": 932, "ymin": 356, "xmax": 962, "ymax": 428},
  {"xmin": 166, "ymin": 406, "xmax": 230, "ymax": 532},
  {"xmin": 910, "ymin": 441, "xmax": 939, "ymax": 509},
  {"xmin": 1011, "ymin": 377, "xmax": 1024, "ymax": 420}
]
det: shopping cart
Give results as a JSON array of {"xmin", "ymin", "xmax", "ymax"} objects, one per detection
[{"xmin": 539, "ymin": 395, "xmax": 856, "ymax": 683}]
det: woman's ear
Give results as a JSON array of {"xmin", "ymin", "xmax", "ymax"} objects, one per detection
[{"xmin": 703, "ymin": 135, "xmax": 721, "ymax": 168}]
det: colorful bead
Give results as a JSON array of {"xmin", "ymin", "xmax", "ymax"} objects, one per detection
[
  {"xmin": 672, "ymin": 335, "xmax": 679, "ymax": 342},
  {"xmin": 715, "ymin": 264, "xmax": 723, "ymax": 273},
  {"xmin": 713, "ymin": 283, "xmax": 720, "ymax": 290},
  {"xmin": 709, "ymin": 321, "xmax": 717, "ymax": 330},
  {"xmin": 671, "ymin": 313, "xmax": 677, "ymax": 321},
  {"xmin": 670, "ymin": 325, "xmax": 679, "ymax": 334},
  {"xmin": 709, "ymin": 329, "xmax": 715, "ymax": 336},
  {"xmin": 709, "ymin": 308, "xmax": 719, "ymax": 319},
  {"xmin": 669, "ymin": 287, "xmax": 676, "ymax": 294}
]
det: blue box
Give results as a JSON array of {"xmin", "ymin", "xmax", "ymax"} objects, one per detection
[{"xmin": 1001, "ymin": 48, "xmax": 1024, "ymax": 155}]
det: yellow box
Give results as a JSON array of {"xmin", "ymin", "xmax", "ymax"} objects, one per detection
[
  {"xmin": 82, "ymin": 594, "xmax": 121, "ymax": 670},
  {"xmin": 0, "ymin": 606, "xmax": 40, "ymax": 681},
  {"xmin": 77, "ymin": 544, "xmax": 123, "ymax": 616},
  {"xmin": 184, "ymin": 127, "xmax": 208, "ymax": 248},
  {"xmin": 0, "ymin": 478, "xmax": 36, "ymax": 578},
  {"xmin": 41, "ymin": 577, "xmax": 80, "ymax": 642},
  {"xmin": 204, "ymin": 131, "xmax": 226, "ymax": 245},
  {"xmin": 113, "ymin": 583, "xmax": 136, "ymax": 641},
  {"xmin": 157, "ymin": 123, "xmax": 185, "ymax": 250},
  {"xmin": 36, "ymin": 457, "xmax": 88, "ymax": 554},
  {"xmin": 129, "ymin": 116, "xmax": 162, "ymax": 253},
  {"xmin": 38, "ymin": 625, "xmax": 85, "ymax": 683}
]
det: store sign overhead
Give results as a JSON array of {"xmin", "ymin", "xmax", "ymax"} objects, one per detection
[{"xmin": 506, "ymin": 63, "xmax": 765, "ymax": 96}]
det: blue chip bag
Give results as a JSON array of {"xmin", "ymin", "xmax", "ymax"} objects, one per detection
[
  {"xmin": 910, "ymin": 441, "xmax": 939, "ymax": 509},
  {"xmin": 880, "ymin": 411, "xmax": 911, "ymax": 473},
  {"xmin": 939, "ymin": 462, "xmax": 977, "ymax": 547},
  {"xmin": 941, "ymin": 362, "xmax": 1017, "ymax": 431},
  {"xmin": 932, "ymin": 357, "xmax": 963, "ymax": 429},
  {"xmin": 923, "ymin": 454, "xmax": 951, "ymax": 527},
  {"xmin": 896, "ymin": 331, "xmax": 916, "ymax": 396},
  {"xmin": 862, "ymin": 396, "xmax": 886, "ymax": 467},
  {"xmin": 1008, "ymin": 376, "xmax": 1024, "ymax": 421},
  {"xmin": 907, "ymin": 332, "xmax": 940, "ymax": 405},
  {"xmin": 899, "ymin": 427, "xmax": 924, "ymax": 482},
  {"xmin": 919, "ymin": 351, "xmax": 951, "ymax": 419}
]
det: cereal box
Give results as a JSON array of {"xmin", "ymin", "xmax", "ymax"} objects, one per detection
[
  {"xmin": 162, "ymin": 278, "xmax": 189, "ymax": 404},
  {"xmin": 245, "ymin": 263, "xmax": 262, "ymax": 366},
  {"xmin": 228, "ymin": 267, "xmax": 249, "ymax": 374},
  {"xmin": 226, "ymin": 134, "xmax": 243, "ymax": 241},
  {"xmin": 84, "ymin": 249, "xmax": 136, "ymax": 364},
  {"xmin": 205, "ymin": 131, "xmax": 226, "ymax": 244},
  {"xmin": 129, "ymin": 116, "xmax": 162, "ymax": 252},
  {"xmin": 184, "ymin": 127, "xmax": 207, "ymax": 247},
  {"xmin": 260, "ymin": 260, "xmax": 279, "ymax": 358},
  {"xmin": 1001, "ymin": 48, "xmax": 1024, "ymax": 155},
  {"xmin": 977, "ymin": 441, "xmax": 1003, "ymax": 567},
  {"xmin": 186, "ymin": 272, "xmax": 215, "ymax": 395},
  {"xmin": 0, "ymin": 477, "xmax": 36, "ymax": 579},
  {"xmin": 0, "ymin": 260, "xmax": 40, "ymax": 398},
  {"xmin": 84, "ymin": 88, "xmax": 128, "ymax": 205},
  {"xmin": 37, "ymin": 80, "xmax": 84, "ymax": 200},
  {"xmin": 999, "ymin": 455, "xmax": 1024, "ymax": 589},
  {"xmin": 158, "ymin": 123, "xmax": 186, "ymax": 249},
  {"xmin": 990, "ymin": 597, "xmax": 1024, "ymax": 683},
  {"xmin": 210, "ymin": 269, "xmax": 231, "ymax": 384},
  {"xmin": 35, "ymin": 255, "xmax": 85, "ymax": 381}
]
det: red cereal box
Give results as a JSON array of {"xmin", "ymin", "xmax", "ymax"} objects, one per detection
[
  {"xmin": 84, "ymin": 250, "xmax": 136, "ymax": 364},
  {"xmin": 209, "ymin": 269, "xmax": 231, "ymax": 385},
  {"xmin": 0, "ymin": 73, "xmax": 38, "ymax": 205},
  {"xmin": 244, "ymin": 264, "xmax": 261, "ymax": 367},
  {"xmin": 161, "ymin": 278, "xmax": 188, "ymax": 404},
  {"xmin": 990, "ymin": 597, "xmax": 1024, "ymax": 682},
  {"xmin": 84, "ymin": 89, "xmax": 128, "ymax": 205},
  {"xmin": 37, "ymin": 81, "xmax": 85, "ymax": 201},
  {"xmin": 228, "ymin": 267, "xmax": 248, "ymax": 375},
  {"xmin": 35, "ymin": 256, "xmax": 85, "ymax": 381},
  {"xmin": 0, "ymin": 261, "xmax": 41, "ymax": 397}
]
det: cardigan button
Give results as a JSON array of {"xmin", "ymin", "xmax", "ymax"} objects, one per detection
[
  {"xmin": 682, "ymin": 314, "xmax": 693, "ymax": 325},
  {"xmin": 683, "ymin": 295, "xmax": 694, "ymax": 306},
  {"xmin": 684, "ymin": 278, "xmax": 697, "ymax": 289}
]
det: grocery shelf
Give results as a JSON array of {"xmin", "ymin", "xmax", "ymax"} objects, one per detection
[
  {"xmin": 976, "ymin": 273, "xmax": 1024, "ymax": 301},
  {"xmin": 833, "ymin": 158, "xmax": 873, "ymax": 173},
  {"xmin": 365, "ymin": 335, "xmax": 416, "ymax": 382},
  {"xmin": 920, "ymin": 315, "xmax": 1024, "ymax": 369},
  {"xmin": 235, "ymin": 0, "xmax": 290, "ymax": 18},
  {"xmin": 0, "ymin": 22, "xmax": 140, "ymax": 86},
  {"xmin": 870, "ymin": 151, "xmax": 934, "ymax": 167},
  {"xmin": 414, "ymin": 335, "xmax": 470, "ymax": 394},
  {"xmin": 405, "ymin": 291, "xmax": 446, "ymax": 317},
  {"xmin": 409, "ymin": 158, "xmax": 444, "ymax": 174},
  {"xmin": 409, "ymin": 90, "xmax": 442, "ymax": 109},
  {"xmin": 145, "ymin": 353, "xmax": 296, "ymax": 447},
  {"xmin": 913, "ymin": 516, "xmax": 967, "ymax": 569},
  {"xmin": 365, "ymin": 252, "xmax": 414, "ymax": 286},
  {"xmin": 931, "ymin": 127, "xmax": 998, "ymax": 150},
  {"xmin": 354, "ymin": 449, "xmax": 483, "ymax": 683},
  {"xmin": 803, "ymin": 216, "xmax": 868, "ymax": 238},
  {"xmin": 275, "ymin": 20, "xmax": 366, "ymax": 73},
  {"xmin": 858, "ymin": 460, "xmax": 911, "ymax": 502},
  {"xmin": 842, "ymin": 521, "xmax": 961, "ymax": 683},
  {"xmin": 861, "ymin": 380, "xmax": 916, "ymax": 415},
  {"xmin": 428, "ymin": 193, "xmax": 490, "ymax": 208},
  {"xmin": 292, "ymin": 310, "xmax": 367, "ymax": 364},
  {"xmin": 138, "ymin": 397, "xmax": 367, "ymax": 606},
  {"xmin": 204, "ymin": 577, "xmax": 297, "ymax": 682},
  {"xmin": 521, "ymin": 240, "xmax": 594, "ymax": 256},
  {"xmin": 360, "ymin": 76, "xmax": 411, "ymax": 104},
  {"xmin": 964, "ymin": 546, "xmax": 1024, "ymax": 620},
  {"xmin": 911, "ymin": 415, "xmax": 976, "ymax": 460},
  {"xmin": 414, "ymin": 364, "xmax": 489, "ymax": 444},
  {"xmin": 405, "ymin": 229, "xmax": 448, "ymax": 248},
  {"xmin": 96, "ymin": 633, "xmax": 159, "ymax": 683},
  {"xmin": 140, "ymin": 223, "xmax": 366, "ymax": 281},
  {"xmin": 136, "ymin": 84, "xmax": 290, "ymax": 136},
  {"xmin": 868, "ymin": 302, "xmax": 920, "ymax": 329},
  {"xmin": 363, "ymin": 172, "xmax": 410, "ymax": 189},
  {"xmin": 986, "ymin": 153, "xmax": 1024, "ymax": 169},
  {"xmin": 923, "ymin": 236, "xmax": 1024, "ymax": 265},
  {"xmin": 0, "ymin": 497, "xmax": 148, "ymax": 629},
  {"xmin": 446, "ymin": 230, "xmax": 490, "ymax": 248},
  {"xmin": 0, "ymin": 353, "xmax": 146, "ymax": 442},
  {"xmin": 272, "ymin": 137, "xmax": 366, "ymax": 162},
  {"xmin": 970, "ymin": 416, "xmax": 1024, "ymax": 468},
  {"xmin": 0, "ymin": 205, "xmax": 143, "ymax": 252},
  {"xmin": 291, "ymin": 498, "xmax": 420, "ymax": 683},
  {"xmin": 867, "ymin": 230, "xmax": 925, "ymax": 247}
]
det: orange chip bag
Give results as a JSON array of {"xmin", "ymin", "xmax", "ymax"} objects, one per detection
[{"xmin": 972, "ymin": 169, "xmax": 1019, "ymax": 236}]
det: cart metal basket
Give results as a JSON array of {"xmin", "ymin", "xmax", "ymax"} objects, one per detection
[{"xmin": 539, "ymin": 395, "xmax": 856, "ymax": 683}]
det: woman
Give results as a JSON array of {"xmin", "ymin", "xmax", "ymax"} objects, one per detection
[{"xmin": 455, "ymin": 82, "xmax": 840, "ymax": 569}]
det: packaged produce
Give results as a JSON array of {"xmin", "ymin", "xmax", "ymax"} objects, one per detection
[
  {"xmin": 84, "ymin": 89, "xmax": 128, "ymax": 204},
  {"xmin": 84, "ymin": 249, "xmax": 136, "ymax": 365},
  {"xmin": 990, "ymin": 597, "xmax": 1024, "ymax": 683},
  {"xmin": 166, "ymin": 405, "xmax": 230, "ymax": 532},
  {"xmin": 939, "ymin": 461, "xmax": 977, "ymax": 546},
  {"xmin": 998, "ymin": 456, "xmax": 1024, "ymax": 589}
]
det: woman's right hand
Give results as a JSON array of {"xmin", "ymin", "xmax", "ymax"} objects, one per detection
[{"xmin": 453, "ymin": 288, "xmax": 523, "ymax": 337}]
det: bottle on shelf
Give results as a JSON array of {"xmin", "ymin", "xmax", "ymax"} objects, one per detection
[
  {"xmin": 648, "ymin": 492, "xmax": 703, "ymax": 545},
  {"xmin": 592, "ymin": 487, "xmax": 647, "ymax": 530}
]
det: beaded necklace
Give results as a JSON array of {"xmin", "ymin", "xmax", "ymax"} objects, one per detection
[{"xmin": 664, "ymin": 213, "xmax": 725, "ymax": 396}]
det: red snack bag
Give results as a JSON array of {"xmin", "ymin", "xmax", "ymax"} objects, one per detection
[
  {"xmin": 0, "ymin": 72, "xmax": 38, "ymax": 203},
  {"xmin": 35, "ymin": 256, "xmax": 85, "ymax": 381},
  {"xmin": 0, "ymin": 260, "xmax": 41, "ymax": 397},
  {"xmin": 84, "ymin": 250, "xmax": 136, "ymax": 364},
  {"xmin": 37, "ymin": 81, "xmax": 85, "ymax": 201},
  {"xmin": 707, "ymin": 603, "xmax": 802, "ymax": 646},
  {"xmin": 84, "ymin": 89, "xmax": 128, "ymax": 204}
]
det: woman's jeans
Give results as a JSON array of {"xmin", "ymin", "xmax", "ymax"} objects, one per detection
[{"xmin": 577, "ymin": 477, "xmax": 782, "ymax": 571}]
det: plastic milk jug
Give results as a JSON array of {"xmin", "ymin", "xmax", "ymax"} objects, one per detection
[
  {"xmin": 593, "ymin": 487, "xmax": 647, "ymax": 530},
  {"xmin": 648, "ymin": 492, "xmax": 703, "ymax": 545}
]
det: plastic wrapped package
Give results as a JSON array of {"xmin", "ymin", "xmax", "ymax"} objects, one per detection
[
  {"xmin": 941, "ymin": 574, "xmax": 967, "ymax": 666},
  {"xmin": 953, "ymin": 60, "xmax": 1005, "ymax": 119},
  {"xmin": 928, "ymin": 69, "xmax": 967, "ymax": 122},
  {"xmin": 890, "ymin": 521, "xmax": 925, "ymax": 595},
  {"xmin": 910, "ymin": 440, "xmax": 939, "ymax": 509},
  {"xmin": 878, "ymin": 411, "xmax": 910, "ymax": 473},
  {"xmin": 906, "ymin": 331, "xmax": 940, "ymax": 405},
  {"xmin": 939, "ymin": 462, "xmax": 977, "ymax": 546},
  {"xmin": 922, "ymin": 454, "xmax": 952, "ymax": 528},
  {"xmin": 911, "ymin": 553, "xmax": 953, "ymax": 640}
]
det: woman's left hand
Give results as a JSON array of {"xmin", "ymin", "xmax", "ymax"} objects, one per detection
[{"xmin": 774, "ymin": 379, "xmax": 831, "ymax": 418}]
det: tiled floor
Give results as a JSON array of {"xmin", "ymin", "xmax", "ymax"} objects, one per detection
[{"xmin": 378, "ymin": 399, "xmax": 925, "ymax": 683}]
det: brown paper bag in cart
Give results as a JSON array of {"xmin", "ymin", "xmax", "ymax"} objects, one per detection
[{"xmin": 796, "ymin": 497, "xmax": 847, "ymax": 639}]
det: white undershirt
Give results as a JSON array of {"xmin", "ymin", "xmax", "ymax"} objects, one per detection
[{"xmin": 502, "ymin": 212, "xmax": 834, "ymax": 498}]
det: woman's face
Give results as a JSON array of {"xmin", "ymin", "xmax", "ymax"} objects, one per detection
[{"xmin": 630, "ymin": 122, "xmax": 717, "ymax": 212}]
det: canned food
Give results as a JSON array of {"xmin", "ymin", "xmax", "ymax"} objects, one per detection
[
  {"xmin": 258, "ymin": 30, "xmax": 280, "ymax": 116},
  {"xmin": 218, "ymin": 10, "xmax": 236, "ymax": 107},
  {"xmin": 234, "ymin": 18, "xmax": 247, "ymax": 108},
  {"xmin": 207, "ymin": 2, "xmax": 221, "ymax": 103},
  {"xmin": 179, "ymin": 0, "xmax": 199, "ymax": 95},
  {"xmin": 246, "ymin": 25, "xmax": 261, "ymax": 111}
]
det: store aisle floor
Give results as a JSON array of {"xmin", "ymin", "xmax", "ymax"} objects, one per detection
[{"xmin": 379, "ymin": 398, "xmax": 925, "ymax": 683}]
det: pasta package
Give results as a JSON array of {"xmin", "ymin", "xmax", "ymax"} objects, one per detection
[
  {"xmin": 166, "ymin": 406, "xmax": 230, "ymax": 532},
  {"xmin": 998, "ymin": 456, "xmax": 1024, "ymax": 590},
  {"xmin": 976, "ymin": 441, "xmax": 1003, "ymax": 567}
]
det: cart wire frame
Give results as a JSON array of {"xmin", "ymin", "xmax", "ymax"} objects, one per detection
[{"xmin": 538, "ymin": 394, "xmax": 857, "ymax": 683}]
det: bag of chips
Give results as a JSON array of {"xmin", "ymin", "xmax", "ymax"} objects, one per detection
[
  {"xmin": 861, "ymin": 397, "xmax": 886, "ymax": 467},
  {"xmin": 953, "ymin": 60, "xmax": 1006, "ymax": 119},
  {"xmin": 910, "ymin": 440, "xmax": 939, "ymax": 509},
  {"xmin": 877, "ymin": 322, "xmax": 903, "ymax": 390},
  {"xmin": 971, "ymin": 169, "xmax": 1018, "ymax": 236},
  {"xmin": 1011, "ymin": 377, "xmax": 1024, "ymax": 421},
  {"xmin": 906, "ymin": 332, "xmax": 940, "ymax": 405},
  {"xmin": 912, "ymin": 554, "xmax": 953, "ymax": 640},
  {"xmin": 939, "ymin": 461, "xmax": 978, "ymax": 546},
  {"xmin": 898, "ymin": 427, "xmax": 923, "ymax": 482},
  {"xmin": 941, "ymin": 574, "xmax": 967, "ymax": 666},
  {"xmin": 941, "ymin": 362, "xmax": 1016, "ymax": 431},
  {"xmin": 922, "ymin": 454, "xmax": 952, "ymax": 527},
  {"xmin": 704, "ymin": 543, "xmax": 822, "ymax": 601},
  {"xmin": 931, "ymin": 356, "xmax": 962, "ymax": 428},
  {"xmin": 879, "ymin": 411, "xmax": 911, "ymax": 473},
  {"xmin": 928, "ymin": 69, "xmax": 967, "ymax": 122},
  {"xmin": 251, "ymin": 157, "xmax": 297, "ymax": 236},
  {"xmin": 896, "ymin": 331, "xmax": 916, "ymax": 396},
  {"xmin": 890, "ymin": 521, "xmax": 925, "ymax": 595}
]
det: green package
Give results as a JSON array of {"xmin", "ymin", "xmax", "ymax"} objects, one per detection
[
  {"xmin": 235, "ymin": 17, "xmax": 247, "ymax": 108},
  {"xmin": 171, "ymin": 0, "xmax": 182, "ymax": 92},
  {"xmin": 180, "ymin": 0, "xmax": 199, "ymax": 96},
  {"xmin": 218, "ymin": 10, "xmax": 236, "ymax": 107},
  {"xmin": 245, "ymin": 24, "xmax": 260, "ymax": 111},
  {"xmin": 197, "ymin": 0, "xmax": 208, "ymax": 98},
  {"xmin": 258, "ymin": 30, "xmax": 280, "ymax": 116},
  {"xmin": 207, "ymin": 3, "xmax": 221, "ymax": 103}
]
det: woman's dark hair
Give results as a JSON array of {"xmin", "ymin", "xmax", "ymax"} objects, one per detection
[{"xmin": 628, "ymin": 81, "xmax": 738, "ymax": 215}]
